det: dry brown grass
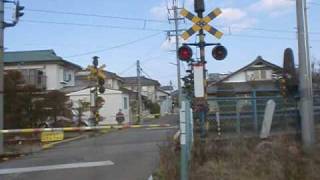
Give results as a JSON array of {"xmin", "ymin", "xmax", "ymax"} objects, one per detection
[
  {"xmin": 156, "ymin": 131, "xmax": 320, "ymax": 180},
  {"xmin": 190, "ymin": 135, "xmax": 320, "ymax": 180}
]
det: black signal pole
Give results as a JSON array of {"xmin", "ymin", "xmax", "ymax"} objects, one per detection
[{"xmin": 194, "ymin": 0, "xmax": 207, "ymax": 142}]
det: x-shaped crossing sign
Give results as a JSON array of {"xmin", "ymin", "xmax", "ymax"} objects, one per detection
[{"xmin": 180, "ymin": 8, "xmax": 223, "ymax": 40}]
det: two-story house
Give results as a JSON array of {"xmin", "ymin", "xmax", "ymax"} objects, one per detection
[
  {"xmin": 123, "ymin": 76, "xmax": 161, "ymax": 103},
  {"xmin": 74, "ymin": 70, "xmax": 124, "ymax": 90},
  {"xmin": 4, "ymin": 50, "xmax": 82, "ymax": 90}
]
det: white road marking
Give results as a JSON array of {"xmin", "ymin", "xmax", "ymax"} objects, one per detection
[
  {"xmin": 148, "ymin": 175, "xmax": 153, "ymax": 180},
  {"xmin": 0, "ymin": 161, "xmax": 114, "ymax": 175}
]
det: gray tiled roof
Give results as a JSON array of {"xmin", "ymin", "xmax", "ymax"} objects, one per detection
[
  {"xmin": 4, "ymin": 49, "xmax": 82, "ymax": 69},
  {"xmin": 123, "ymin": 76, "xmax": 160, "ymax": 86},
  {"xmin": 160, "ymin": 86, "xmax": 174, "ymax": 91}
]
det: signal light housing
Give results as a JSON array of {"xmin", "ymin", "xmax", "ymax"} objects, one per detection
[
  {"xmin": 178, "ymin": 45, "xmax": 193, "ymax": 62},
  {"xmin": 212, "ymin": 45, "xmax": 227, "ymax": 61},
  {"xmin": 14, "ymin": 1, "xmax": 24, "ymax": 22},
  {"xmin": 92, "ymin": 56, "xmax": 99, "ymax": 68}
]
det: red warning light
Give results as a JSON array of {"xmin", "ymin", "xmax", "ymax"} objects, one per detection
[{"xmin": 178, "ymin": 45, "xmax": 193, "ymax": 61}]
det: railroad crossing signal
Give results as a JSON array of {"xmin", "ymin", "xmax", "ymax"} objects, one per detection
[{"xmin": 180, "ymin": 8, "xmax": 223, "ymax": 40}]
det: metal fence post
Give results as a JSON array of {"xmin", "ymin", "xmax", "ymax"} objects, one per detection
[
  {"xmin": 252, "ymin": 90, "xmax": 258, "ymax": 133},
  {"xmin": 236, "ymin": 101, "xmax": 241, "ymax": 134}
]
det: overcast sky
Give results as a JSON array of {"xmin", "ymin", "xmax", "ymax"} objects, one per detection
[{"xmin": 4, "ymin": 0, "xmax": 320, "ymax": 87}]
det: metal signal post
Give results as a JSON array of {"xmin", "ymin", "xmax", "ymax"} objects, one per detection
[
  {"xmin": 195, "ymin": 0, "xmax": 207, "ymax": 142},
  {"xmin": 0, "ymin": 0, "xmax": 24, "ymax": 154},
  {"xmin": 88, "ymin": 56, "xmax": 106, "ymax": 125}
]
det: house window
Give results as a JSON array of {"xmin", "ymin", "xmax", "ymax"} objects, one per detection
[
  {"xmin": 160, "ymin": 96, "xmax": 167, "ymax": 100},
  {"xmin": 63, "ymin": 70, "xmax": 72, "ymax": 82},
  {"xmin": 248, "ymin": 70, "xmax": 268, "ymax": 81},
  {"xmin": 63, "ymin": 70, "xmax": 68, "ymax": 82},
  {"xmin": 68, "ymin": 74, "xmax": 72, "ymax": 82},
  {"xmin": 123, "ymin": 97, "xmax": 128, "ymax": 110}
]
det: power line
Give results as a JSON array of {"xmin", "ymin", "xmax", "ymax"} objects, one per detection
[
  {"xmin": 140, "ymin": 68, "xmax": 153, "ymax": 79},
  {"xmin": 19, "ymin": 19, "xmax": 320, "ymax": 42},
  {"xmin": 225, "ymin": 33, "xmax": 320, "ymax": 42},
  {"xmin": 119, "ymin": 62, "xmax": 136, "ymax": 75},
  {"xmin": 20, "ymin": 8, "xmax": 168, "ymax": 23},
  {"xmin": 20, "ymin": 19, "xmax": 165, "ymax": 32},
  {"xmin": 309, "ymin": 2, "xmax": 320, "ymax": 6},
  {"xmin": 19, "ymin": 18, "xmax": 320, "ymax": 36},
  {"xmin": 64, "ymin": 32, "xmax": 162, "ymax": 58}
]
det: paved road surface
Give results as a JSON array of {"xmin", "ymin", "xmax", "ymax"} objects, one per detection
[{"xmin": 0, "ymin": 115, "xmax": 178, "ymax": 180}]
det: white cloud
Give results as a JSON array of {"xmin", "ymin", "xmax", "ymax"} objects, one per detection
[
  {"xmin": 161, "ymin": 37, "xmax": 186, "ymax": 51},
  {"xmin": 250, "ymin": 0, "xmax": 294, "ymax": 12},
  {"xmin": 149, "ymin": 3, "xmax": 168, "ymax": 20},
  {"xmin": 215, "ymin": 8, "xmax": 257, "ymax": 33},
  {"xmin": 220, "ymin": 8, "xmax": 247, "ymax": 22}
]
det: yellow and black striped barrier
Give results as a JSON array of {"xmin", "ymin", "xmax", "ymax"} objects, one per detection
[
  {"xmin": 135, "ymin": 114, "xmax": 161, "ymax": 119},
  {"xmin": 0, "ymin": 124, "xmax": 171, "ymax": 134}
]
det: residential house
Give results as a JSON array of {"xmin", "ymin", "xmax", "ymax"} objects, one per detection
[
  {"xmin": 160, "ymin": 85, "xmax": 174, "ymax": 94},
  {"xmin": 208, "ymin": 56, "xmax": 283, "ymax": 96},
  {"xmin": 63, "ymin": 70, "xmax": 130, "ymax": 125},
  {"xmin": 156, "ymin": 88, "xmax": 172, "ymax": 115},
  {"xmin": 67, "ymin": 88, "xmax": 130, "ymax": 125},
  {"xmin": 75, "ymin": 70, "xmax": 124, "ymax": 90},
  {"xmin": 156, "ymin": 88, "xmax": 171, "ymax": 102},
  {"xmin": 4, "ymin": 50, "xmax": 82, "ymax": 90},
  {"xmin": 123, "ymin": 76, "xmax": 161, "ymax": 103}
]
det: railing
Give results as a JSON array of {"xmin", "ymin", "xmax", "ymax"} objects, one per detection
[{"xmin": 205, "ymin": 95, "xmax": 320, "ymax": 136}]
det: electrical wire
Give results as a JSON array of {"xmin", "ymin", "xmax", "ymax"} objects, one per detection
[
  {"xmin": 23, "ymin": 8, "xmax": 168, "ymax": 23},
  {"xmin": 140, "ymin": 68, "xmax": 153, "ymax": 79},
  {"xmin": 309, "ymin": 2, "xmax": 320, "ymax": 6},
  {"xmin": 64, "ymin": 32, "xmax": 162, "ymax": 58},
  {"xmin": 118, "ymin": 63, "xmax": 136, "ymax": 75},
  {"xmin": 20, "ymin": 19, "xmax": 165, "ymax": 32}
]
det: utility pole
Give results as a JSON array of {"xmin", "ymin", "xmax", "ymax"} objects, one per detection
[
  {"xmin": 0, "ymin": 0, "xmax": 4, "ymax": 155},
  {"xmin": 137, "ymin": 60, "xmax": 143, "ymax": 124},
  {"xmin": 174, "ymin": 5, "xmax": 182, "ymax": 107},
  {"xmin": 0, "ymin": 0, "xmax": 24, "ymax": 154},
  {"xmin": 167, "ymin": 0, "xmax": 185, "ymax": 107},
  {"xmin": 296, "ymin": 0, "xmax": 315, "ymax": 149}
]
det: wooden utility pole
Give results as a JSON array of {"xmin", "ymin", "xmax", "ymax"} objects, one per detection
[{"xmin": 137, "ymin": 60, "xmax": 143, "ymax": 124}]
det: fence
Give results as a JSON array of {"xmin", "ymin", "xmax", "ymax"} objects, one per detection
[{"xmin": 206, "ymin": 95, "xmax": 320, "ymax": 137}]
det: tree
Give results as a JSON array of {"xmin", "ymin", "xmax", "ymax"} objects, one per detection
[
  {"xmin": 43, "ymin": 90, "xmax": 71, "ymax": 122},
  {"xmin": 4, "ymin": 70, "xmax": 45, "ymax": 129},
  {"xmin": 74, "ymin": 99, "xmax": 90, "ymax": 126}
]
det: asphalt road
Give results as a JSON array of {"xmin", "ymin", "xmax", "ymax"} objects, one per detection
[{"xmin": 0, "ymin": 115, "xmax": 178, "ymax": 180}]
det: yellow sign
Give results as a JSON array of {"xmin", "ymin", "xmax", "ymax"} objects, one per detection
[
  {"xmin": 41, "ymin": 131, "xmax": 64, "ymax": 142},
  {"xmin": 180, "ymin": 8, "xmax": 223, "ymax": 40}
]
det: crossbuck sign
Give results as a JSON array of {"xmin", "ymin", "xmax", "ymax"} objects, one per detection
[{"xmin": 180, "ymin": 8, "xmax": 223, "ymax": 40}]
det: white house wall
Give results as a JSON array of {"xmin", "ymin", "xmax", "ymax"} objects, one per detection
[
  {"xmin": 224, "ymin": 72, "xmax": 247, "ymax": 83},
  {"xmin": 45, "ymin": 64, "xmax": 61, "ymax": 90},
  {"xmin": 224, "ymin": 69, "xmax": 274, "ymax": 83},
  {"xmin": 67, "ymin": 88, "xmax": 130, "ymax": 125}
]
